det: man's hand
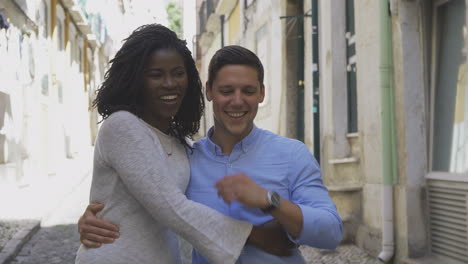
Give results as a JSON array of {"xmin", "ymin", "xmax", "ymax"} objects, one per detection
[
  {"xmin": 78, "ymin": 203, "xmax": 120, "ymax": 248},
  {"xmin": 215, "ymin": 173, "xmax": 268, "ymax": 208},
  {"xmin": 248, "ymin": 220, "xmax": 297, "ymax": 256}
]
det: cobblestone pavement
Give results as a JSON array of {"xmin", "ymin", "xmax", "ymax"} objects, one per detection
[
  {"xmin": 300, "ymin": 244, "xmax": 382, "ymax": 264},
  {"xmin": 11, "ymin": 224, "xmax": 79, "ymax": 264},
  {"xmin": 0, "ymin": 221, "xmax": 25, "ymax": 253},
  {"xmin": 11, "ymin": 225, "xmax": 380, "ymax": 264}
]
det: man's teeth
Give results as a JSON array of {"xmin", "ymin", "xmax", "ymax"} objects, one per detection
[
  {"xmin": 227, "ymin": 112, "xmax": 246, "ymax": 118},
  {"xmin": 160, "ymin": 95, "xmax": 178, "ymax": 100}
]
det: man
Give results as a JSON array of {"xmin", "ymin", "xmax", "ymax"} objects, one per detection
[{"xmin": 79, "ymin": 45, "xmax": 342, "ymax": 263}]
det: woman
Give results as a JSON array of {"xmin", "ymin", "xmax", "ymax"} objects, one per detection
[{"xmin": 75, "ymin": 24, "xmax": 253, "ymax": 264}]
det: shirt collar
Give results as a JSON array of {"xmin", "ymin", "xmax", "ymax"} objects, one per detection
[{"xmin": 200, "ymin": 125, "xmax": 260, "ymax": 156}]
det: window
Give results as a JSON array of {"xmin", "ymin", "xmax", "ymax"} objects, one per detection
[
  {"xmin": 57, "ymin": 20, "xmax": 64, "ymax": 50},
  {"xmin": 38, "ymin": 0, "xmax": 49, "ymax": 38},
  {"xmin": 244, "ymin": 0, "xmax": 255, "ymax": 8},
  {"xmin": 69, "ymin": 26, "xmax": 76, "ymax": 65},
  {"xmin": 199, "ymin": 2, "xmax": 206, "ymax": 33},
  {"xmin": 346, "ymin": 0, "xmax": 357, "ymax": 133},
  {"xmin": 41, "ymin": 75, "xmax": 49, "ymax": 96},
  {"xmin": 78, "ymin": 47, "xmax": 82, "ymax": 72},
  {"xmin": 431, "ymin": 0, "xmax": 467, "ymax": 173},
  {"xmin": 56, "ymin": 5, "xmax": 65, "ymax": 51},
  {"xmin": 57, "ymin": 81, "xmax": 63, "ymax": 103}
]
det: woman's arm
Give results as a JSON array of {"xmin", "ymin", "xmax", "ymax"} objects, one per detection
[
  {"xmin": 78, "ymin": 207, "xmax": 296, "ymax": 256},
  {"xmin": 97, "ymin": 111, "xmax": 252, "ymax": 263}
]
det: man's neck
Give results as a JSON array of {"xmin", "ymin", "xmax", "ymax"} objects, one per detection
[{"xmin": 210, "ymin": 126, "xmax": 253, "ymax": 156}]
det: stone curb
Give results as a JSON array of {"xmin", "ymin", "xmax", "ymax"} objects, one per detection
[{"xmin": 0, "ymin": 220, "xmax": 40, "ymax": 264}]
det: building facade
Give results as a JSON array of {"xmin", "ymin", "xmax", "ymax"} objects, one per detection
[
  {"xmin": 196, "ymin": 0, "xmax": 468, "ymax": 263},
  {"xmin": 0, "ymin": 0, "xmax": 122, "ymax": 186}
]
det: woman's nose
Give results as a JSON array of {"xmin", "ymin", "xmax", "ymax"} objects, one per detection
[{"xmin": 163, "ymin": 76, "xmax": 175, "ymax": 88}]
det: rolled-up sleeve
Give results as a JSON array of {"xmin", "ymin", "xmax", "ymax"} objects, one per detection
[{"xmin": 287, "ymin": 143, "xmax": 343, "ymax": 249}]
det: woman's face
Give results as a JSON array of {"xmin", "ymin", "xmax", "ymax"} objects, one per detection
[{"xmin": 142, "ymin": 48, "xmax": 188, "ymax": 131}]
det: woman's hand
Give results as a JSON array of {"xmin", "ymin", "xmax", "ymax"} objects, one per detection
[{"xmin": 78, "ymin": 203, "xmax": 120, "ymax": 248}]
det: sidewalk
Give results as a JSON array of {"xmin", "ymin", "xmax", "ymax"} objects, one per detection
[
  {"xmin": 0, "ymin": 146, "xmax": 93, "ymax": 221},
  {"xmin": 300, "ymin": 244, "xmax": 382, "ymax": 264},
  {"xmin": 0, "ymin": 146, "xmax": 93, "ymax": 263}
]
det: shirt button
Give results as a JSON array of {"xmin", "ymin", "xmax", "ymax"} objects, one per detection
[{"xmin": 228, "ymin": 163, "xmax": 232, "ymax": 168}]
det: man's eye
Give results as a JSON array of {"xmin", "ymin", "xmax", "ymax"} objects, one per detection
[
  {"xmin": 175, "ymin": 71, "xmax": 186, "ymax": 77},
  {"xmin": 220, "ymin": 90, "xmax": 232, "ymax": 94}
]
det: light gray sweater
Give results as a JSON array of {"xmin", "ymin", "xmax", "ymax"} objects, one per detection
[{"xmin": 75, "ymin": 111, "xmax": 252, "ymax": 264}]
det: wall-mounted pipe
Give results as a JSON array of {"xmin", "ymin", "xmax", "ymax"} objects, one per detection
[{"xmin": 378, "ymin": 0, "xmax": 398, "ymax": 263}]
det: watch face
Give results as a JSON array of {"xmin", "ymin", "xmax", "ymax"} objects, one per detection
[{"xmin": 271, "ymin": 192, "xmax": 280, "ymax": 207}]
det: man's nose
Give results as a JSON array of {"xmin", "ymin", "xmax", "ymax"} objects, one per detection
[{"xmin": 231, "ymin": 91, "xmax": 243, "ymax": 105}]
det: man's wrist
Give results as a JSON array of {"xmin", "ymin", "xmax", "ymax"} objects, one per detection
[{"xmin": 261, "ymin": 190, "xmax": 281, "ymax": 213}]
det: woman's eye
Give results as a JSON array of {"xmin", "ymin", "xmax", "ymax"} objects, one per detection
[{"xmin": 148, "ymin": 74, "xmax": 162, "ymax": 79}]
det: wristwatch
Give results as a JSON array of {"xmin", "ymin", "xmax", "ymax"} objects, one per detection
[{"xmin": 261, "ymin": 190, "xmax": 280, "ymax": 213}]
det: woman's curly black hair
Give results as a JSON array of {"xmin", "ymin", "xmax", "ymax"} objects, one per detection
[{"xmin": 93, "ymin": 24, "xmax": 204, "ymax": 149}]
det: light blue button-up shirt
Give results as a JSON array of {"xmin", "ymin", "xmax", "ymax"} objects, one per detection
[{"xmin": 186, "ymin": 126, "xmax": 342, "ymax": 264}]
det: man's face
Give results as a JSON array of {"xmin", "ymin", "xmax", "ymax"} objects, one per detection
[{"xmin": 207, "ymin": 65, "xmax": 265, "ymax": 140}]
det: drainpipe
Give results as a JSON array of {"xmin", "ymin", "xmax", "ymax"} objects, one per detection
[{"xmin": 378, "ymin": 0, "xmax": 398, "ymax": 263}]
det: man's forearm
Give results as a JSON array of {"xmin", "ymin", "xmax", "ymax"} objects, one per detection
[{"xmin": 269, "ymin": 198, "xmax": 303, "ymax": 238}]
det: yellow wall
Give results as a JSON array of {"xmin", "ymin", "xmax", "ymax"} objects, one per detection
[{"xmin": 228, "ymin": 1, "xmax": 240, "ymax": 44}]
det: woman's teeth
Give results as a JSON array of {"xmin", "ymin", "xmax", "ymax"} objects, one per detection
[{"xmin": 160, "ymin": 95, "xmax": 178, "ymax": 101}]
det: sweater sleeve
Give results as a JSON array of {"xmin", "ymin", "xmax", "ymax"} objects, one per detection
[{"xmin": 97, "ymin": 111, "xmax": 252, "ymax": 264}]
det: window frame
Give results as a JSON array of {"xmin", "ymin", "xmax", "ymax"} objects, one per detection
[
  {"xmin": 38, "ymin": 0, "xmax": 50, "ymax": 39},
  {"xmin": 55, "ymin": 4, "xmax": 65, "ymax": 51},
  {"xmin": 428, "ymin": 0, "xmax": 468, "ymax": 175}
]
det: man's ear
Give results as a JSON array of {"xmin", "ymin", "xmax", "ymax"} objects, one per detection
[
  {"xmin": 259, "ymin": 84, "xmax": 265, "ymax": 103},
  {"xmin": 206, "ymin": 82, "xmax": 213, "ymax": 102}
]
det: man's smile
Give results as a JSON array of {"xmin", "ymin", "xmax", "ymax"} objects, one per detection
[{"xmin": 225, "ymin": 111, "xmax": 248, "ymax": 118}]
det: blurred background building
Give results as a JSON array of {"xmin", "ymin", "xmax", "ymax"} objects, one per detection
[{"xmin": 0, "ymin": 0, "xmax": 196, "ymax": 218}]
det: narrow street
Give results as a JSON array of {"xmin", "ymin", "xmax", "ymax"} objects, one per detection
[
  {"xmin": 9, "ymin": 172, "xmax": 91, "ymax": 264},
  {"xmin": 7, "ymin": 169, "xmax": 381, "ymax": 264}
]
